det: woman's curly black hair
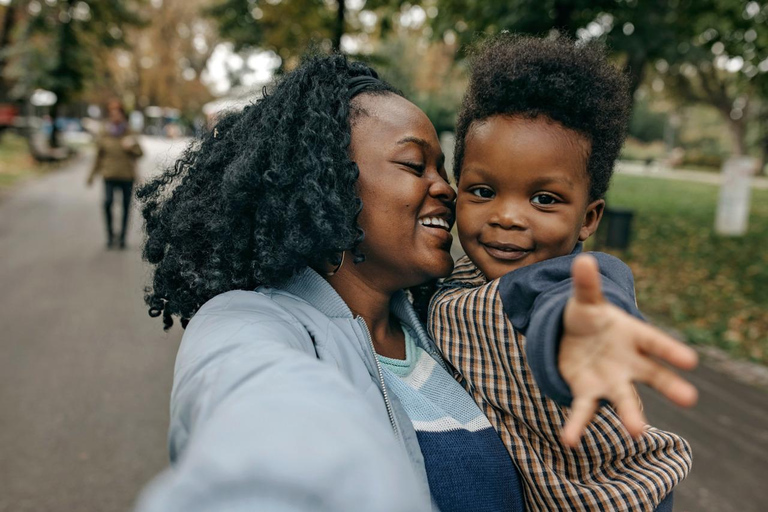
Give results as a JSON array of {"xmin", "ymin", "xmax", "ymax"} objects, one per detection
[
  {"xmin": 137, "ymin": 53, "xmax": 401, "ymax": 329},
  {"xmin": 454, "ymin": 33, "xmax": 631, "ymax": 201}
]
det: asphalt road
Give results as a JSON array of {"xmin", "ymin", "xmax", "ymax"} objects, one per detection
[
  {"xmin": 1, "ymin": 137, "xmax": 766, "ymax": 511},
  {"xmin": 638, "ymin": 364, "xmax": 768, "ymax": 512},
  {"xmin": 0, "ymin": 137, "xmax": 186, "ymax": 512}
]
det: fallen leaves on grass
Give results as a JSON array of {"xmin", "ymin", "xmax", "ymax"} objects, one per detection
[{"xmin": 604, "ymin": 174, "xmax": 768, "ymax": 365}]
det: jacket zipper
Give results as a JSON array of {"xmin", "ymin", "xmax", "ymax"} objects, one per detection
[{"xmin": 356, "ymin": 316, "xmax": 400, "ymax": 440}]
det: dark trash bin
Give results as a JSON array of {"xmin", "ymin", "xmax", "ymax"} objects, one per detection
[{"xmin": 601, "ymin": 207, "xmax": 634, "ymax": 250}]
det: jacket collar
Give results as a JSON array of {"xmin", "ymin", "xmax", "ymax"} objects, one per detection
[
  {"xmin": 282, "ymin": 267, "xmax": 427, "ymax": 325},
  {"xmin": 282, "ymin": 267, "xmax": 448, "ymax": 370},
  {"xmin": 281, "ymin": 267, "xmax": 355, "ymax": 318}
]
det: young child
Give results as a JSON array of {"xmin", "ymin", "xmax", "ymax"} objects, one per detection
[{"xmin": 428, "ymin": 35, "xmax": 691, "ymax": 511}]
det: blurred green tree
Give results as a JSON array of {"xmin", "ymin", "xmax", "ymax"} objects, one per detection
[
  {"xmin": 207, "ymin": 0, "xmax": 341, "ymax": 67},
  {"xmin": 0, "ymin": 2, "xmax": 20, "ymax": 103},
  {"xmin": 431, "ymin": 0, "xmax": 609, "ymax": 39},
  {"xmin": 5, "ymin": 0, "xmax": 144, "ymax": 147},
  {"xmin": 206, "ymin": 0, "xmax": 412, "ymax": 68},
  {"xmin": 628, "ymin": 96, "xmax": 668, "ymax": 144},
  {"xmin": 430, "ymin": 0, "xmax": 768, "ymax": 164},
  {"xmin": 102, "ymin": 0, "xmax": 217, "ymax": 120},
  {"xmin": 371, "ymin": 24, "xmax": 465, "ymax": 135},
  {"xmin": 430, "ymin": 0, "xmax": 699, "ymax": 98},
  {"xmin": 657, "ymin": 1, "xmax": 768, "ymax": 161}
]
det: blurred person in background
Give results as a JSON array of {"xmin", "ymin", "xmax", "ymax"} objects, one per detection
[
  {"xmin": 87, "ymin": 99, "xmax": 143, "ymax": 249},
  {"xmin": 133, "ymin": 54, "xmax": 696, "ymax": 512}
]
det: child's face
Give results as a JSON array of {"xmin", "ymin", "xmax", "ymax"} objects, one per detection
[{"xmin": 456, "ymin": 115, "xmax": 604, "ymax": 280}]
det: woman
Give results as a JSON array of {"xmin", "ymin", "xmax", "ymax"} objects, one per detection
[
  {"xmin": 87, "ymin": 99, "xmax": 143, "ymax": 249},
  {"xmin": 135, "ymin": 55, "xmax": 695, "ymax": 511}
]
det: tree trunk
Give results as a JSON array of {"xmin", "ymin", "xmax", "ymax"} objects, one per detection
[
  {"xmin": 553, "ymin": 1, "xmax": 577, "ymax": 37},
  {"xmin": 759, "ymin": 110, "xmax": 768, "ymax": 176},
  {"xmin": 49, "ymin": 0, "xmax": 75, "ymax": 149},
  {"xmin": 0, "ymin": 3, "xmax": 15, "ymax": 53},
  {"xmin": 0, "ymin": 3, "xmax": 18, "ymax": 102},
  {"xmin": 726, "ymin": 117, "xmax": 747, "ymax": 157},
  {"xmin": 334, "ymin": 0, "xmax": 345, "ymax": 52}
]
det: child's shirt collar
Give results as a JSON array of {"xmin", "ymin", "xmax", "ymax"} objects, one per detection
[{"xmin": 438, "ymin": 255, "xmax": 488, "ymax": 290}]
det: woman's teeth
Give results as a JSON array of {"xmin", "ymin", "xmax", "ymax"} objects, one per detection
[{"xmin": 419, "ymin": 217, "xmax": 451, "ymax": 230}]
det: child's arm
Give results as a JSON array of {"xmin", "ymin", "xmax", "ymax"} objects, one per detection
[
  {"xmin": 498, "ymin": 250, "xmax": 643, "ymax": 404},
  {"xmin": 498, "ymin": 251, "xmax": 698, "ymax": 446}
]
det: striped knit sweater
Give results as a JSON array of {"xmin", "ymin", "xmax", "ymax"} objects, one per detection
[
  {"xmin": 428, "ymin": 255, "xmax": 692, "ymax": 511},
  {"xmin": 378, "ymin": 324, "xmax": 525, "ymax": 512}
]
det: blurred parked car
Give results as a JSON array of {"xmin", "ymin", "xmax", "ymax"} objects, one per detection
[{"xmin": 0, "ymin": 103, "xmax": 19, "ymax": 132}]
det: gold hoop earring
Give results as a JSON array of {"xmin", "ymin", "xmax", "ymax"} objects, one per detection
[{"xmin": 325, "ymin": 252, "xmax": 345, "ymax": 276}]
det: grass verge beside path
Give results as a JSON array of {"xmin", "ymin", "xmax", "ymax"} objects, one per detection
[
  {"xmin": 0, "ymin": 132, "xmax": 55, "ymax": 188},
  {"xmin": 601, "ymin": 174, "xmax": 768, "ymax": 365}
]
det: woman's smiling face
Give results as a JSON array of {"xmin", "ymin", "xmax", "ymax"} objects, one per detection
[{"xmin": 350, "ymin": 93, "xmax": 456, "ymax": 291}]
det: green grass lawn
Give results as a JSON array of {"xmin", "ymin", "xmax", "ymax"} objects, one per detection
[{"xmin": 598, "ymin": 174, "xmax": 768, "ymax": 364}]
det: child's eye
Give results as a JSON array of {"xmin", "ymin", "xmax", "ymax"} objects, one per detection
[
  {"xmin": 470, "ymin": 187, "xmax": 495, "ymax": 199},
  {"xmin": 531, "ymin": 193, "xmax": 559, "ymax": 205}
]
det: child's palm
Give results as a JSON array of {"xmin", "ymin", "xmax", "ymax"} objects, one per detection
[{"xmin": 558, "ymin": 255, "xmax": 699, "ymax": 447}]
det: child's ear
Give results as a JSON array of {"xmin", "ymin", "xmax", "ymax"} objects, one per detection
[{"xmin": 578, "ymin": 199, "xmax": 605, "ymax": 242}]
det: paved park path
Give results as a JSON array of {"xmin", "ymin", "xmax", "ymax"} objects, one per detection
[
  {"xmin": 616, "ymin": 160, "xmax": 768, "ymax": 189},
  {"xmin": 0, "ymin": 137, "xmax": 185, "ymax": 512},
  {"xmin": 1, "ymin": 137, "xmax": 766, "ymax": 511}
]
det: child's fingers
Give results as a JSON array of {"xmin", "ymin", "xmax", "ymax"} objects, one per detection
[
  {"xmin": 656, "ymin": 373, "xmax": 699, "ymax": 408},
  {"xmin": 635, "ymin": 357, "xmax": 699, "ymax": 408},
  {"xmin": 612, "ymin": 384, "xmax": 648, "ymax": 437},
  {"xmin": 563, "ymin": 395, "xmax": 598, "ymax": 447},
  {"xmin": 636, "ymin": 322, "xmax": 699, "ymax": 371},
  {"xmin": 571, "ymin": 254, "xmax": 604, "ymax": 305}
]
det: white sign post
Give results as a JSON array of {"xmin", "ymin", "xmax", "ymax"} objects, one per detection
[{"xmin": 715, "ymin": 156, "xmax": 756, "ymax": 236}]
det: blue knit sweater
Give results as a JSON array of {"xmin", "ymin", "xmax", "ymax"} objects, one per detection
[{"xmin": 378, "ymin": 325, "xmax": 526, "ymax": 512}]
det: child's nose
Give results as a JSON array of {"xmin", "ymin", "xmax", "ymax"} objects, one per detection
[{"xmin": 489, "ymin": 202, "xmax": 527, "ymax": 230}]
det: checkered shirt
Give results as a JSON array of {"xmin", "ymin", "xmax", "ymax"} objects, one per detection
[{"xmin": 428, "ymin": 256, "xmax": 692, "ymax": 511}]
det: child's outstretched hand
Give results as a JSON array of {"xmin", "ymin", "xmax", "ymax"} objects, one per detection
[{"xmin": 559, "ymin": 254, "xmax": 699, "ymax": 447}]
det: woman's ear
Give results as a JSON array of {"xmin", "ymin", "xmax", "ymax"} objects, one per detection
[{"xmin": 578, "ymin": 199, "xmax": 605, "ymax": 242}]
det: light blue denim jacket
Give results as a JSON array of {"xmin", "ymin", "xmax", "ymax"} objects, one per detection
[
  {"xmin": 135, "ymin": 249, "xmax": 646, "ymax": 511},
  {"xmin": 135, "ymin": 267, "xmax": 452, "ymax": 511}
]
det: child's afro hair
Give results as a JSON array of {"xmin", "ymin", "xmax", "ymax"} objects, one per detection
[{"xmin": 454, "ymin": 33, "xmax": 631, "ymax": 201}]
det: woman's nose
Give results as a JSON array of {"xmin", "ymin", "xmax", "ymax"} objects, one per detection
[{"xmin": 429, "ymin": 173, "xmax": 457, "ymax": 203}]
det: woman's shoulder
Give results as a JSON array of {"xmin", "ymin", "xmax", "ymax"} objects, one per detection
[
  {"xmin": 194, "ymin": 289, "xmax": 297, "ymax": 320},
  {"xmin": 192, "ymin": 287, "xmax": 333, "ymax": 329},
  {"xmin": 180, "ymin": 289, "xmax": 316, "ymax": 362},
  {"xmin": 191, "ymin": 288, "xmax": 314, "ymax": 331}
]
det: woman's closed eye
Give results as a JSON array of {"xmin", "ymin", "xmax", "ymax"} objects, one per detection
[
  {"xmin": 397, "ymin": 161, "xmax": 426, "ymax": 175},
  {"xmin": 469, "ymin": 186, "xmax": 495, "ymax": 199},
  {"xmin": 531, "ymin": 193, "xmax": 561, "ymax": 206}
]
